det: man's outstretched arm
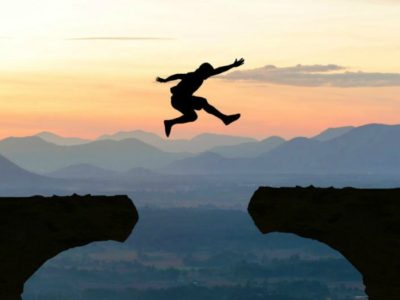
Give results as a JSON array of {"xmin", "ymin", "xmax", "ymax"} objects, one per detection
[
  {"xmin": 156, "ymin": 73, "xmax": 186, "ymax": 83},
  {"xmin": 210, "ymin": 58, "xmax": 245, "ymax": 77}
]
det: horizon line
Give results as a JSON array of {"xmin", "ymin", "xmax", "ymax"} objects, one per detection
[{"xmin": 1, "ymin": 122, "xmax": 396, "ymax": 142}]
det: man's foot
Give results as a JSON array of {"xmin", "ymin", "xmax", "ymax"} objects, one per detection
[
  {"xmin": 164, "ymin": 120, "xmax": 172, "ymax": 137},
  {"xmin": 223, "ymin": 114, "xmax": 241, "ymax": 125}
]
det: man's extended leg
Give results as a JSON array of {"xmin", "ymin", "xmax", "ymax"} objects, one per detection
[
  {"xmin": 164, "ymin": 112, "xmax": 198, "ymax": 137},
  {"xmin": 192, "ymin": 96, "xmax": 240, "ymax": 125}
]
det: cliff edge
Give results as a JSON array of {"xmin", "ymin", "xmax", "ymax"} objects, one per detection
[
  {"xmin": 0, "ymin": 194, "xmax": 138, "ymax": 300},
  {"xmin": 248, "ymin": 186, "xmax": 400, "ymax": 300}
]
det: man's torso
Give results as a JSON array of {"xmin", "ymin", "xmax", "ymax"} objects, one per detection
[{"xmin": 171, "ymin": 72, "xmax": 204, "ymax": 95}]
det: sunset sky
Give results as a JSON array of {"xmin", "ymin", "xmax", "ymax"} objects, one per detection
[{"xmin": 1, "ymin": 0, "xmax": 400, "ymax": 139}]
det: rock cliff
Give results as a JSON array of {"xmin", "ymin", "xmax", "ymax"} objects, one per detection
[
  {"xmin": 0, "ymin": 194, "xmax": 138, "ymax": 300},
  {"xmin": 248, "ymin": 186, "xmax": 400, "ymax": 300}
]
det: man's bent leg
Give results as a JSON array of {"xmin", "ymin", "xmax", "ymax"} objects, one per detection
[
  {"xmin": 193, "ymin": 96, "xmax": 240, "ymax": 125},
  {"xmin": 192, "ymin": 97, "xmax": 227, "ymax": 121},
  {"xmin": 164, "ymin": 112, "xmax": 198, "ymax": 137}
]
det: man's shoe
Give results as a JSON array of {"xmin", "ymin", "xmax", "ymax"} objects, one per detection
[
  {"xmin": 164, "ymin": 120, "xmax": 172, "ymax": 137},
  {"xmin": 223, "ymin": 114, "xmax": 241, "ymax": 125}
]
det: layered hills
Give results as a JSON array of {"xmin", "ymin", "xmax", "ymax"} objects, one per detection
[
  {"xmin": 165, "ymin": 124, "xmax": 400, "ymax": 175},
  {"xmin": 1, "ymin": 123, "xmax": 400, "ymax": 183}
]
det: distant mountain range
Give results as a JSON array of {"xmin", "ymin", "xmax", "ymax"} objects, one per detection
[
  {"xmin": 2, "ymin": 131, "xmax": 266, "ymax": 173},
  {"xmin": 162, "ymin": 124, "xmax": 400, "ymax": 175},
  {"xmin": 312, "ymin": 126, "xmax": 354, "ymax": 141},
  {"xmin": 36, "ymin": 132, "xmax": 90, "ymax": 146},
  {"xmin": 32, "ymin": 127, "xmax": 354, "ymax": 156},
  {"xmin": 1, "ymin": 123, "xmax": 398, "ymax": 177},
  {"xmin": 97, "ymin": 130, "xmax": 257, "ymax": 153},
  {"xmin": 0, "ymin": 153, "xmax": 61, "ymax": 195},
  {"xmin": 35, "ymin": 130, "xmax": 258, "ymax": 153},
  {"xmin": 0, "ymin": 154, "xmax": 43, "ymax": 183},
  {"xmin": 0, "ymin": 137, "xmax": 190, "ymax": 173},
  {"xmin": 209, "ymin": 136, "xmax": 285, "ymax": 158}
]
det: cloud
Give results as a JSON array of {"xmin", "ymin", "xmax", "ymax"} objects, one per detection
[
  {"xmin": 67, "ymin": 36, "xmax": 173, "ymax": 41},
  {"xmin": 223, "ymin": 64, "xmax": 400, "ymax": 87}
]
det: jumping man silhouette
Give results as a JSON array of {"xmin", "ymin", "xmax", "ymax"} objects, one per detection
[{"xmin": 157, "ymin": 58, "xmax": 245, "ymax": 137}]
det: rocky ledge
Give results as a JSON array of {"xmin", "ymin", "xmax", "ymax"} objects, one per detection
[
  {"xmin": 248, "ymin": 186, "xmax": 400, "ymax": 300},
  {"xmin": 0, "ymin": 194, "xmax": 138, "ymax": 300}
]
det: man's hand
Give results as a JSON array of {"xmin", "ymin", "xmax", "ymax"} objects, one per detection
[
  {"xmin": 232, "ymin": 58, "xmax": 245, "ymax": 68},
  {"xmin": 156, "ymin": 77, "xmax": 167, "ymax": 83}
]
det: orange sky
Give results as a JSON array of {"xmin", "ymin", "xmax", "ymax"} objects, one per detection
[
  {"xmin": 1, "ymin": 70, "xmax": 400, "ymax": 140},
  {"xmin": 1, "ymin": 0, "xmax": 400, "ymax": 139}
]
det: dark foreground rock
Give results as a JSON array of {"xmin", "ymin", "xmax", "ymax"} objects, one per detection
[
  {"xmin": 248, "ymin": 186, "xmax": 400, "ymax": 300},
  {"xmin": 0, "ymin": 194, "xmax": 138, "ymax": 300}
]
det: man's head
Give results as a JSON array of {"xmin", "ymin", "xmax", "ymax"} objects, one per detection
[{"xmin": 196, "ymin": 62, "xmax": 214, "ymax": 76}]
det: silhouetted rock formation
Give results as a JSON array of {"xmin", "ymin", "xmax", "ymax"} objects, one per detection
[
  {"xmin": 0, "ymin": 194, "xmax": 138, "ymax": 300},
  {"xmin": 248, "ymin": 186, "xmax": 400, "ymax": 300}
]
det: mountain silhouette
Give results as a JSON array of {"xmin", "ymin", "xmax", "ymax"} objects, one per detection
[
  {"xmin": 98, "ymin": 129, "xmax": 162, "ymax": 143},
  {"xmin": 256, "ymin": 123, "xmax": 400, "ymax": 173},
  {"xmin": 0, "ymin": 152, "xmax": 80, "ymax": 196},
  {"xmin": 163, "ymin": 124, "xmax": 400, "ymax": 175},
  {"xmin": 36, "ymin": 131, "xmax": 90, "ymax": 146},
  {"xmin": 0, "ymin": 153, "xmax": 47, "ymax": 184},
  {"xmin": 4, "ymin": 123, "xmax": 400, "ymax": 176},
  {"xmin": 0, "ymin": 136, "xmax": 191, "ymax": 173},
  {"xmin": 312, "ymin": 126, "xmax": 354, "ymax": 141},
  {"xmin": 188, "ymin": 133, "xmax": 255, "ymax": 150},
  {"xmin": 209, "ymin": 136, "xmax": 285, "ymax": 158},
  {"xmin": 98, "ymin": 130, "xmax": 256, "ymax": 153}
]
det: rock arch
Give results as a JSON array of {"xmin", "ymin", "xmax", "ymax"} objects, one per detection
[
  {"xmin": 0, "ymin": 195, "xmax": 138, "ymax": 300},
  {"xmin": 248, "ymin": 186, "xmax": 400, "ymax": 300}
]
